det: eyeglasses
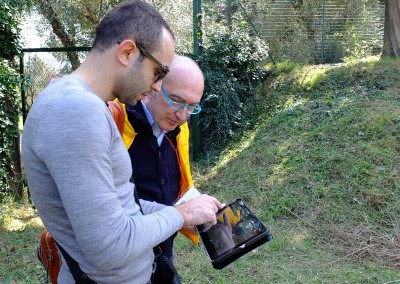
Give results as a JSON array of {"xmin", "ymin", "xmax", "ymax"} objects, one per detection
[
  {"xmin": 161, "ymin": 86, "xmax": 202, "ymax": 115},
  {"xmin": 136, "ymin": 44, "xmax": 169, "ymax": 82},
  {"xmin": 117, "ymin": 40, "xmax": 169, "ymax": 82}
]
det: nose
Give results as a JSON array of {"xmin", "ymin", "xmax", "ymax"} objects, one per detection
[
  {"xmin": 150, "ymin": 79, "xmax": 162, "ymax": 93},
  {"xmin": 174, "ymin": 107, "xmax": 189, "ymax": 121}
]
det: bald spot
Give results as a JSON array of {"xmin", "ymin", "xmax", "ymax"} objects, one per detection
[{"xmin": 162, "ymin": 56, "xmax": 204, "ymax": 98}]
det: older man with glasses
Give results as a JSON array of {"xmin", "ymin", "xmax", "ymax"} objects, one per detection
[{"xmin": 112, "ymin": 56, "xmax": 204, "ymax": 266}]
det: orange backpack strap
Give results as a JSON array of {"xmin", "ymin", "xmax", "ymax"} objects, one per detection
[
  {"xmin": 107, "ymin": 100, "xmax": 124, "ymax": 135},
  {"xmin": 37, "ymin": 229, "xmax": 62, "ymax": 284}
]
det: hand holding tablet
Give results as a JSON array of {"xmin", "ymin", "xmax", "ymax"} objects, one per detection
[
  {"xmin": 175, "ymin": 190, "xmax": 273, "ymax": 269},
  {"xmin": 196, "ymin": 199, "xmax": 273, "ymax": 269}
]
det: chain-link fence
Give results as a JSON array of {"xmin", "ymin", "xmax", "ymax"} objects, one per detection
[
  {"xmin": 20, "ymin": 0, "xmax": 386, "ymax": 118},
  {"xmin": 202, "ymin": 0, "xmax": 385, "ymax": 64},
  {"xmin": 21, "ymin": 48, "xmax": 90, "ymax": 120}
]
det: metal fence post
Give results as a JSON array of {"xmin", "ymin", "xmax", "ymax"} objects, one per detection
[
  {"xmin": 20, "ymin": 47, "xmax": 91, "ymax": 123},
  {"xmin": 321, "ymin": 0, "xmax": 326, "ymax": 63},
  {"xmin": 226, "ymin": 0, "xmax": 232, "ymax": 28},
  {"xmin": 192, "ymin": 0, "xmax": 202, "ymax": 161},
  {"xmin": 20, "ymin": 53, "xmax": 26, "ymax": 124}
]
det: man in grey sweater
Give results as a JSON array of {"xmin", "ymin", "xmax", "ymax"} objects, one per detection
[{"xmin": 22, "ymin": 1, "xmax": 224, "ymax": 283}]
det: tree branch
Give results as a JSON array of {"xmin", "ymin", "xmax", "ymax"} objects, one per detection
[{"xmin": 36, "ymin": 1, "xmax": 81, "ymax": 69}]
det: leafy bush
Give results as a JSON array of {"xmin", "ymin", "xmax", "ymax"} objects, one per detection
[
  {"xmin": 0, "ymin": 0, "xmax": 27, "ymax": 200},
  {"xmin": 196, "ymin": 15, "xmax": 269, "ymax": 154},
  {"xmin": 0, "ymin": 2, "xmax": 23, "ymax": 60},
  {"xmin": 0, "ymin": 60, "xmax": 22, "ymax": 199}
]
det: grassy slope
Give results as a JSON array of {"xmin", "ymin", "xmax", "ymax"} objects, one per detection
[
  {"xmin": 1, "ymin": 56, "xmax": 399, "ymax": 283},
  {"xmin": 176, "ymin": 56, "xmax": 400, "ymax": 283}
]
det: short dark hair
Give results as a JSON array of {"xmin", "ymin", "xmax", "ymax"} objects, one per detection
[{"xmin": 92, "ymin": 0, "xmax": 174, "ymax": 53}]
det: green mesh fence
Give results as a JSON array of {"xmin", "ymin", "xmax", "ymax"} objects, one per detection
[
  {"xmin": 202, "ymin": 0, "xmax": 385, "ymax": 64},
  {"xmin": 20, "ymin": 0, "xmax": 386, "ymax": 118},
  {"xmin": 21, "ymin": 49, "xmax": 90, "ymax": 116}
]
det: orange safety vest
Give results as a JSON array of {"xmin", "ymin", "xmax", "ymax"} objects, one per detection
[{"xmin": 108, "ymin": 101, "xmax": 199, "ymax": 245}]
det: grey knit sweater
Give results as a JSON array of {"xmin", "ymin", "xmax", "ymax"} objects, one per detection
[{"xmin": 22, "ymin": 76, "xmax": 184, "ymax": 283}]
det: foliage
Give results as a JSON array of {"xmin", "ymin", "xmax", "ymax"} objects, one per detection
[
  {"xmin": 33, "ymin": 0, "xmax": 118, "ymax": 46},
  {"xmin": 0, "ymin": 1, "xmax": 26, "ymax": 60},
  {"xmin": 234, "ymin": 0, "xmax": 385, "ymax": 64},
  {"xmin": 25, "ymin": 0, "xmax": 387, "ymax": 77},
  {"xmin": 24, "ymin": 55, "xmax": 59, "ymax": 112},
  {"xmin": 0, "ymin": 61, "xmax": 22, "ymax": 200},
  {"xmin": 330, "ymin": 7, "xmax": 383, "ymax": 63},
  {"xmin": 30, "ymin": 0, "xmax": 194, "ymax": 54},
  {"xmin": 0, "ymin": 1, "xmax": 29, "ymax": 199},
  {"xmin": 197, "ymin": 15, "xmax": 269, "ymax": 154},
  {"xmin": 146, "ymin": 0, "xmax": 194, "ymax": 54}
]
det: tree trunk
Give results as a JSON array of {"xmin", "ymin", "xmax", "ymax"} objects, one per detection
[
  {"xmin": 382, "ymin": 0, "xmax": 400, "ymax": 57},
  {"xmin": 5, "ymin": 78, "xmax": 23, "ymax": 199},
  {"xmin": 12, "ymin": 135, "xmax": 23, "ymax": 199},
  {"xmin": 37, "ymin": 0, "xmax": 81, "ymax": 69},
  {"xmin": 11, "ymin": 82, "xmax": 23, "ymax": 199},
  {"xmin": 224, "ymin": 0, "xmax": 238, "ymax": 28}
]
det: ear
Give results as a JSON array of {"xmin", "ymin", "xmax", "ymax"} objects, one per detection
[{"xmin": 116, "ymin": 39, "xmax": 139, "ymax": 67}]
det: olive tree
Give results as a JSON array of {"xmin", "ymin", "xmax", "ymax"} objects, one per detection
[
  {"xmin": 32, "ymin": 0, "xmax": 193, "ymax": 69},
  {"xmin": 382, "ymin": 0, "xmax": 400, "ymax": 57}
]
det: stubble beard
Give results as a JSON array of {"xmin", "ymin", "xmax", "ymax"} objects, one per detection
[{"xmin": 114, "ymin": 60, "xmax": 147, "ymax": 106}]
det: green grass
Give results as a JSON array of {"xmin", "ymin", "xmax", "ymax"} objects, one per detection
[
  {"xmin": 0, "ymin": 197, "xmax": 45, "ymax": 283},
  {"xmin": 187, "ymin": 56, "xmax": 400, "ymax": 282},
  {"xmin": 174, "ymin": 221, "xmax": 399, "ymax": 283},
  {"xmin": 1, "ymin": 56, "xmax": 399, "ymax": 283}
]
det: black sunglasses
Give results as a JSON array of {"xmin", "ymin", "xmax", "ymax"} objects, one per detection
[{"xmin": 117, "ymin": 40, "xmax": 169, "ymax": 83}]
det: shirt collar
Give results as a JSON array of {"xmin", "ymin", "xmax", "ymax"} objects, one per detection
[
  {"xmin": 141, "ymin": 101, "xmax": 155, "ymax": 126},
  {"xmin": 141, "ymin": 101, "xmax": 167, "ymax": 145}
]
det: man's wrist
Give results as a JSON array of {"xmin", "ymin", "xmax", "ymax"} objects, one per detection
[{"xmin": 174, "ymin": 204, "xmax": 191, "ymax": 226}]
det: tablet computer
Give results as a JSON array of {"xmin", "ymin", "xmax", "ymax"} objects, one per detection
[{"xmin": 196, "ymin": 199, "xmax": 273, "ymax": 269}]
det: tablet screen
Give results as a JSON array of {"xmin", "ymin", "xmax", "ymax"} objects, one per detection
[{"xmin": 198, "ymin": 199, "xmax": 269, "ymax": 261}]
